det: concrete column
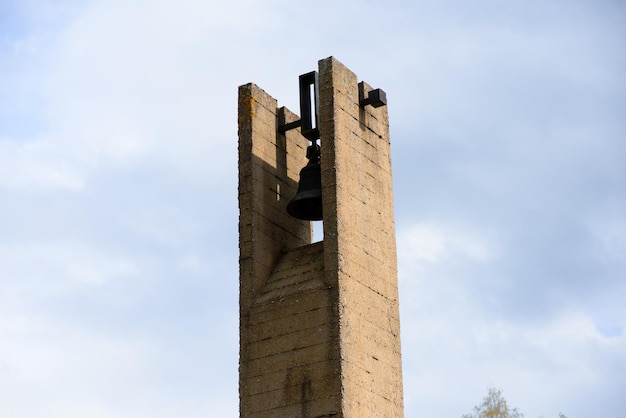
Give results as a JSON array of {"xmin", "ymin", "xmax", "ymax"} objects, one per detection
[{"xmin": 319, "ymin": 56, "xmax": 404, "ymax": 417}]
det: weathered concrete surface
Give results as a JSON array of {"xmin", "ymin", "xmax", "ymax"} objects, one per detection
[{"xmin": 238, "ymin": 57, "xmax": 403, "ymax": 417}]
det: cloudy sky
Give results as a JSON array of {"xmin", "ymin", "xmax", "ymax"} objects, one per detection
[{"xmin": 1, "ymin": 0, "xmax": 624, "ymax": 416}]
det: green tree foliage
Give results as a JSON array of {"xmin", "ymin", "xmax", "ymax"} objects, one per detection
[{"xmin": 462, "ymin": 388, "xmax": 568, "ymax": 418}]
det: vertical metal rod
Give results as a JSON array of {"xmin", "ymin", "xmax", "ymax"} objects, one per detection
[{"xmin": 299, "ymin": 71, "xmax": 319, "ymax": 141}]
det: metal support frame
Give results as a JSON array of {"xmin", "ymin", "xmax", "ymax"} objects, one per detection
[
  {"xmin": 359, "ymin": 81, "xmax": 387, "ymax": 108},
  {"xmin": 279, "ymin": 73, "xmax": 387, "ymax": 137},
  {"xmin": 278, "ymin": 71, "xmax": 320, "ymax": 141},
  {"xmin": 298, "ymin": 71, "xmax": 320, "ymax": 140}
]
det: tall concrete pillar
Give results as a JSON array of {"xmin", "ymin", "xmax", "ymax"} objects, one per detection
[{"xmin": 238, "ymin": 56, "xmax": 403, "ymax": 417}]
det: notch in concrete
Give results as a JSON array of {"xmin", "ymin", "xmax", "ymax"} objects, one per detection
[{"xmin": 359, "ymin": 81, "xmax": 387, "ymax": 108}]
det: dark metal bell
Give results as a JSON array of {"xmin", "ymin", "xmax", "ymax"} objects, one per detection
[{"xmin": 287, "ymin": 149, "xmax": 323, "ymax": 221}]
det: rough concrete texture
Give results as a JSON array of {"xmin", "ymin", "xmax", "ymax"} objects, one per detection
[
  {"xmin": 238, "ymin": 57, "xmax": 403, "ymax": 417},
  {"xmin": 319, "ymin": 57, "xmax": 404, "ymax": 417},
  {"xmin": 238, "ymin": 84, "xmax": 312, "ymax": 310}
]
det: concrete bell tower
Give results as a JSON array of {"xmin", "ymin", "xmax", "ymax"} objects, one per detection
[{"xmin": 238, "ymin": 57, "xmax": 403, "ymax": 417}]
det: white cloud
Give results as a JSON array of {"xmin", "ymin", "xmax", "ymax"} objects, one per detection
[
  {"xmin": 397, "ymin": 217, "xmax": 626, "ymax": 416},
  {"xmin": 2, "ymin": 0, "xmax": 274, "ymax": 195},
  {"xmin": 587, "ymin": 213, "xmax": 626, "ymax": 265},
  {"xmin": 398, "ymin": 221, "xmax": 496, "ymax": 266},
  {"xmin": 0, "ymin": 138, "xmax": 85, "ymax": 191},
  {"xmin": 0, "ymin": 313, "xmax": 158, "ymax": 418},
  {"xmin": 0, "ymin": 241, "xmax": 138, "ymax": 288},
  {"xmin": 401, "ymin": 288, "xmax": 626, "ymax": 417}
]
